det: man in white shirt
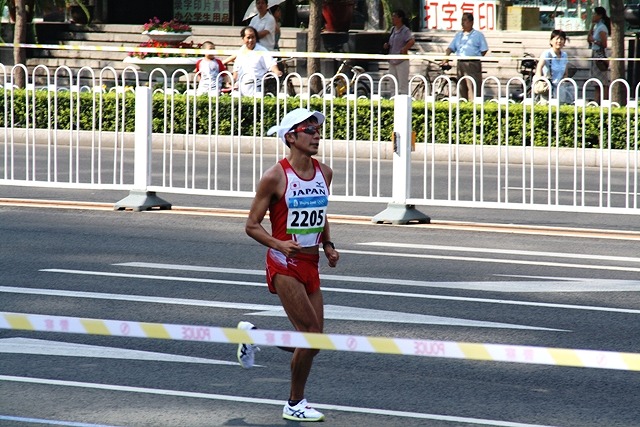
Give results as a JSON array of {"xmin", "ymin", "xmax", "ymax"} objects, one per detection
[{"xmin": 249, "ymin": 0, "xmax": 277, "ymax": 51}]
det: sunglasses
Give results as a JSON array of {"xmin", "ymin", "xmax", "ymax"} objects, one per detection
[{"xmin": 290, "ymin": 124, "xmax": 322, "ymax": 135}]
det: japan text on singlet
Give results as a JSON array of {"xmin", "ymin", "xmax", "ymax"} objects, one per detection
[{"xmin": 270, "ymin": 158, "xmax": 329, "ymax": 247}]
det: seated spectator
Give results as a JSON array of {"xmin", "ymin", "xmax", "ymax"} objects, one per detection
[{"xmin": 232, "ymin": 26, "xmax": 281, "ymax": 96}]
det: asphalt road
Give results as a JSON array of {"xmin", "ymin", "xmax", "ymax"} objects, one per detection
[{"xmin": 1, "ymin": 190, "xmax": 640, "ymax": 426}]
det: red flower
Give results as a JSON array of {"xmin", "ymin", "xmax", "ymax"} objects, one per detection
[
  {"xmin": 142, "ymin": 17, "xmax": 192, "ymax": 33},
  {"xmin": 129, "ymin": 40, "xmax": 200, "ymax": 59}
]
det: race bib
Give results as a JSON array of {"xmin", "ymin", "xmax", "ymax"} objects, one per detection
[{"xmin": 286, "ymin": 194, "xmax": 328, "ymax": 235}]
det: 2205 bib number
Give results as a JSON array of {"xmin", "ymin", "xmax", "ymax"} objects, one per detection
[{"xmin": 290, "ymin": 209, "xmax": 324, "ymax": 228}]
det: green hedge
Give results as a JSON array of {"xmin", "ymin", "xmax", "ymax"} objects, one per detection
[{"xmin": 0, "ymin": 89, "xmax": 635, "ymax": 149}]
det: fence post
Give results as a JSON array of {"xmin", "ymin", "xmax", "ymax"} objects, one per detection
[
  {"xmin": 372, "ymin": 95, "xmax": 429, "ymax": 224},
  {"xmin": 114, "ymin": 86, "xmax": 171, "ymax": 211}
]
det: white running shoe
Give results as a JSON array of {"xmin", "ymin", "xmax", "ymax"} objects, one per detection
[
  {"xmin": 282, "ymin": 399, "xmax": 325, "ymax": 422},
  {"xmin": 236, "ymin": 321, "xmax": 259, "ymax": 369}
]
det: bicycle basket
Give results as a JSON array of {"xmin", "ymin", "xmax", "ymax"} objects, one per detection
[{"xmin": 519, "ymin": 54, "xmax": 537, "ymax": 76}]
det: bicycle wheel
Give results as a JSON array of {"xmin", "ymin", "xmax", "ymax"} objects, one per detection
[
  {"xmin": 356, "ymin": 82, "xmax": 371, "ymax": 98},
  {"xmin": 286, "ymin": 79, "xmax": 296, "ymax": 97},
  {"xmin": 411, "ymin": 81, "xmax": 425, "ymax": 100},
  {"xmin": 263, "ymin": 76, "xmax": 277, "ymax": 96},
  {"xmin": 434, "ymin": 79, "xmax": 449, "ymax": 101}
]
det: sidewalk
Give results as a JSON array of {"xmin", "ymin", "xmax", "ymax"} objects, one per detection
[{"xmin": 3, "ymin": 185, "xmax": 640, "ymax": 233}]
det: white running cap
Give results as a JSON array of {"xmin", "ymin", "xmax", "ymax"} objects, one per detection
[{"xmin": 267, "ymin": 108, "xmax": 325, "ymax": 144}]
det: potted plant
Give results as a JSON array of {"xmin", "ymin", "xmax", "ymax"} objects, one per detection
[
  {"xmin": 124, "ymin": 18, "xmax": 197, "ymax": 78},
  {"xmin": 141, "ymin": 16, "xmax": 192, "ymax": 44}
]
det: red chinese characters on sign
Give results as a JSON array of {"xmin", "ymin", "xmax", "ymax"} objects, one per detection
[{"xmin": 423, "ymin": 0, "xmax": 496, "ymax": 31}]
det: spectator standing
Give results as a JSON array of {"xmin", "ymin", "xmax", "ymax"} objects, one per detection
[
  {"xmin": 534, "ymin": 30, "xmax": 574, "ymax": 105},
  {"xmin": 443, "ymin": 13, "xmax": 489, "ymax": 101},
  {"xmin": 195, "ymin": 41, "xmax": 227, "ymax": 95},
  {"xmin": 232, "ymin": 26, "xmax": 282, "ymax": 96},
  {"xmin": 587, "ymin": 6, "xmax": 611, "ymax": 104},
  {"xmin": 270, "ymin": 4, "xmax": 282, "ymax": 51},
  {"xmin": 249, "ymin": 0, "xmax": 277, "ymax": 51},
  {"xmin": 383, "ymin": 9, "xmax": 415, "ymax": 95}
]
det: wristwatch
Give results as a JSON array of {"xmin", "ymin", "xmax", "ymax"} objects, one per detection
[{"xmin": 322, "ymin": 241, "xmax": 335, "ymax": 250}]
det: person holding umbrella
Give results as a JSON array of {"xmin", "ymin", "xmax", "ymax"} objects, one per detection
[{"xmin": 249, "ymin": 0, "xmax": 277, "ymax": 50}]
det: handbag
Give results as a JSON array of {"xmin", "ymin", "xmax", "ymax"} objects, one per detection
[
  {"xmin": 594, "ymin": 48, "xmax": 609, "ymax": 72},
  {"xmin": 533, "ymin": 79, "xmax": 549, "ymax": 96}
]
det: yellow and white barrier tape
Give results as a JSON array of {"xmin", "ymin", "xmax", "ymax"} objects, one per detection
[
  {"xmin": 2, "ymin": 311, "xmax": 639, "ymax": 371},
  {"xmin": 0, "ymin": 42, "xmax": 624, "ymax": 63},
  {"xmin": 0, "ymin": 42, "xmax": 405, "ymax": 61}
]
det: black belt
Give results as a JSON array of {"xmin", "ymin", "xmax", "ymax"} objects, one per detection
[{"xmin": 459, "ymin": 59, "xmax": 480, "ymax": 62}]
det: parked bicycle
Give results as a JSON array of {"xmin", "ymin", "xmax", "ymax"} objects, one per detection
[
  {"xmin": 509, "ymin": 53, "xmax": 537, "ymax": 102},
  {"xmin": 411, "ymin": 59, "xmax": 458, "ymax": 101},
  {"xmin": 325, "ymin": 59, "xmax": 371, "ymax": 98},
  {"xmin": 263, "ymin": 58, "xmax": 297, "ymax": 97}
]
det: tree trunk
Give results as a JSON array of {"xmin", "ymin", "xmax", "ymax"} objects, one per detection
[
  {"xmin": 308, "ymin": 0, "xmax": 323, "ymax": 94},
  {"xmin": 13, "ymin": 0, "xmax": 27, "ymax": 88},
  {"xmin": 610, "ymin": 0, "xmax": 625, "ymax": 105}
]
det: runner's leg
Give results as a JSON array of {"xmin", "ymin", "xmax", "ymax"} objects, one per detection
[{"xmin": 273, "ymin": 274, "xmax": 323, "ymax": 400}]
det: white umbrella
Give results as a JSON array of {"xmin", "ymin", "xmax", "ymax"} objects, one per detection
[{"xmin": 243, "ymin": 0, "xmax": 286, "ymax": 22}]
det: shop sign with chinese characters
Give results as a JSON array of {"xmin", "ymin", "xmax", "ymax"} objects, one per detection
[
  {"xmin": 174, "ymin": 0, "xmax": 230, "ymax": 24},
  {"xmin": 422, "ymin": 0, "xmax": 497, "ymax": 31}
]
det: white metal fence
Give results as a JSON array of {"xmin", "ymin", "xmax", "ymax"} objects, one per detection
[{"xmin": 1, "ymin": 63, "xmax": 639, "ymax": 215}]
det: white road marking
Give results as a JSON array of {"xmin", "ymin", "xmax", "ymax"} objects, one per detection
[
  {"xmin": 0, "ymin": 415, "xmax": 120, "ymax": 427},
  {"xmin": 255, "ymin": 305, "xmax": 565, "ymax": 331},
  {"xmin": 0, "ymin": 337, "xmax": 238, "ymax": 365},
  {"xmin": 0, "ymin": 375, "xmax": 558, "ymax": 427},
  {"xmin": 29, "ymin": 269, "xmax": 640, "ymax": 313},
  {"xmin": 338, "ymin": 248, "xmax": 640, "ymax": 273},
  {"xmin": 115, "ymin": 262, "xmax": 640, "ymax": 292},
  {"xmin": 360, "ymin": 242, "xmax": 640, "ymax": 264},
  {"xmin": 0, "ymin": 286, "xmax": 562, "ymax": 330}
]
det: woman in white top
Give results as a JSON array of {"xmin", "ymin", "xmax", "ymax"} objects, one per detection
[{"xmin": 587, "ymin": 7, "xmax": 611, "ymax": 104}]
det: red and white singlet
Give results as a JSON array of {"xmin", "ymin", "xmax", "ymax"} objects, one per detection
[{"xmin": 269, "ymin": 158, "xmax": 329, "ymax": 248}]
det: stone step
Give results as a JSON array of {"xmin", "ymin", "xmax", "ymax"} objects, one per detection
[{"xmin": 24, "ymin": 25, "xmax": 600, "ymax": 91}]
